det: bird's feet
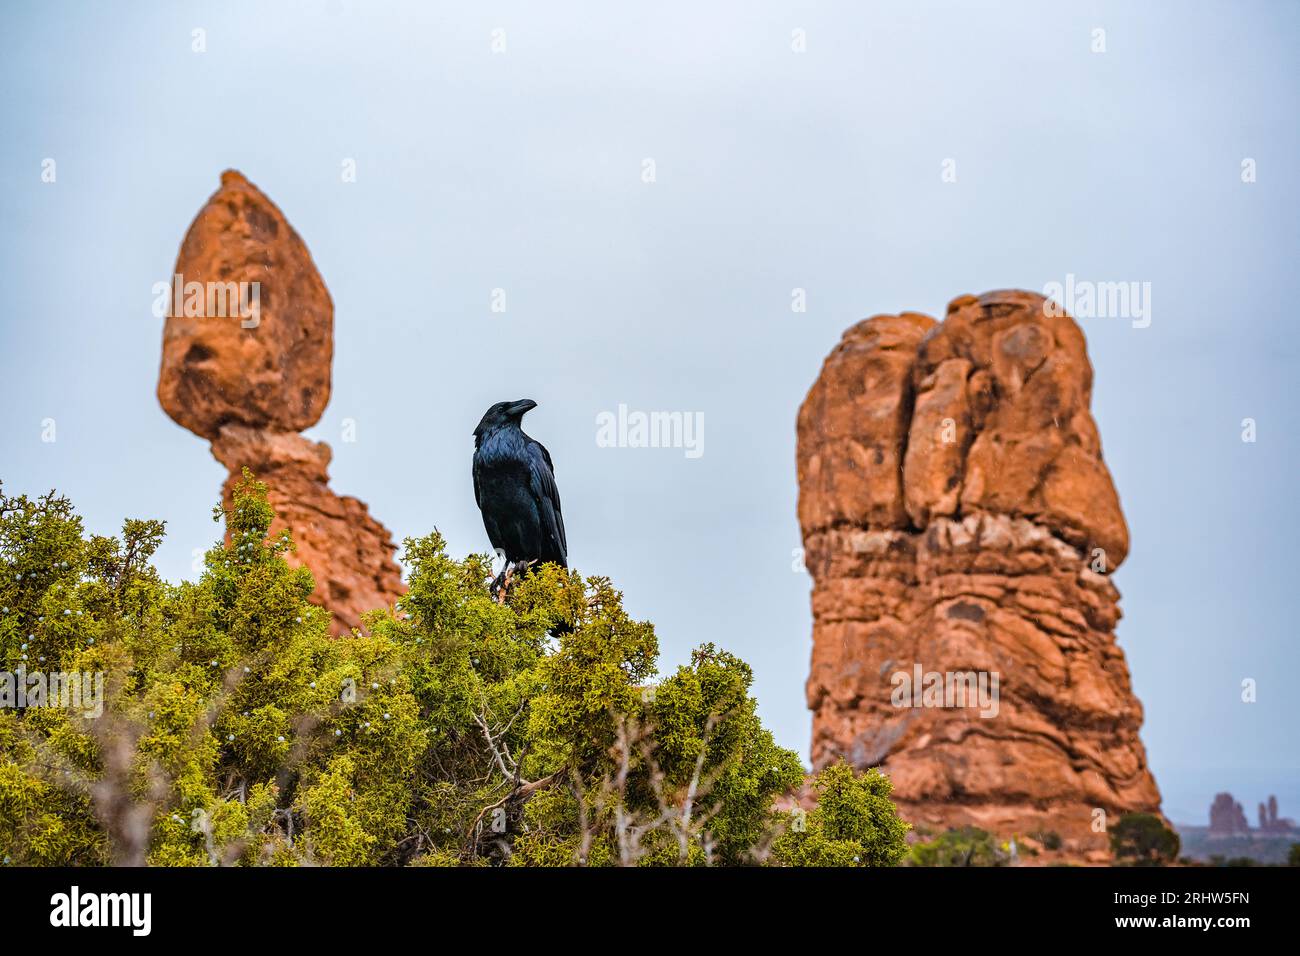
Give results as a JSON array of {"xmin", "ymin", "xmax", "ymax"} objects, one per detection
[
  {"xmin": 490, "ymin": 560, "xmax": 541, "ymax": 604},
  {"xmin": 489, "ymin": 567, "xmax": 508, "ymax": 602},
  {"xmin": 492, "ymin": 561, "xmax": 522, "ymax": 604},
  {"xmin": 495, "ymin": 563, "xmax": 514, "ymax": 604}
]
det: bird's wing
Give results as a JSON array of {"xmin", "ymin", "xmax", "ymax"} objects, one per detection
[
  {"xmin": 472, "ymin": 455, "xmax": 484, "ymax": 510},
  {"xmin": 527, "ymin": 439, "xmax": 568, "ymax": 561},
  {"xmin": 472, "ymin": 452, "xmax": 505, "ymax": 555}
]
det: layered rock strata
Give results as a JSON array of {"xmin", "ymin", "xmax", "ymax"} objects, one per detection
[{"xmin": 797, "ymin": 290, "xmax": 1162, "ymax": 856}]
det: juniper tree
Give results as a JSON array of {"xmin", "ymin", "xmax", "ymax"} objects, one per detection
[
  {"xmin": 771, "ymin": 763, "xmax": 910, "ymax": 867},
  {"xmin": 0, "ymin": 475, "xmax": 907, "ymax": 867}
]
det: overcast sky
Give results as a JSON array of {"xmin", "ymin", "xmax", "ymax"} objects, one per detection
[{"xmin": 2, "ymin": 0, "xmax": 1296, "ymax": 825}]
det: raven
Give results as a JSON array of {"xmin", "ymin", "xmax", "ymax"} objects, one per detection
[{"xmin": 472, "ymin": 399, "xmax": 567, "ymax": 593}]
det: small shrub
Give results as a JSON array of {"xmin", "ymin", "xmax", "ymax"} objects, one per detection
[
  {"xmin": 908, "ymin": 826, "xmax": 1009, "ymax": 867},
  {"xmin": 1109, "ymin": 813, "xmax": 1180, "ymax": 867},
  {"xmin": 770, "ymin": 763, "xmax": 910, "ymax": 867}
]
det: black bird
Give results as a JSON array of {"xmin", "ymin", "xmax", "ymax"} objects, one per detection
[{"xmin": 472, "ymin": 399, "xmax": 567, "ymax": 592}]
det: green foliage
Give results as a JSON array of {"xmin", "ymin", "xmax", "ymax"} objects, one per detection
[
  {"xmin": 1109, "ymin": 813, "xmax": 1180, "ymax": 867},
  {"xmin": 907, "ymin": 826, "xmax": 1009, "ymax": 867},
  {"xmin": 771, "ymin": 763, "xmax": 910, "ymax": 866},
  {"xmin": 1290, "ymin": 843, "xmax": 1300, "ymax": 867},
  {"xmin": 0, "ymin": 475, "xmax": 905, "ymax": 866}
]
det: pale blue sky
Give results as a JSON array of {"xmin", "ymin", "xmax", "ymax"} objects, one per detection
[{"xmin": 2, "ymin": 0, "xmax": 1296, "ymax": 825}]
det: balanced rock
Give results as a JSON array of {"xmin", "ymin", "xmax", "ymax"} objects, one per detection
[{"xmin": 157, "ymin": 171, "xmax": 403, "ymax": 635}]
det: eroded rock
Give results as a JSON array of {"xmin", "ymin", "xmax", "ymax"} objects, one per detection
[
  {"xmin": 797, "ymin": 290, "xmax": 1161, "ymax": 859},
  {"xmin": 158, "ymin": 170, "xmax": 333, "ymax": 439},
  {"xmin": 158, "ymin": 171, "xmax": 403, "ymax": 635}
]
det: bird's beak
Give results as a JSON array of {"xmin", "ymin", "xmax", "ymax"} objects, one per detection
[{"xmin": 510, "ymin": 399, "xmax": 538, "ymax": 415}]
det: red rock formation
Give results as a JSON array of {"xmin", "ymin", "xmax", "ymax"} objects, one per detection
[
  {"xmin": 1258, "ymin": 794, "xmax": 1297, "ymax": 832},
  {"xmin": 797, "ymin": 290, "xmax": 1162, "ymax": 859},
  {"xmin": 157, "ymin": 170, "xmax": 403, "ymax": 635},
  {"xmin": 157, "ymin": 170, "xmax": 333, "ymax": 439},
  {"xmin": 1209, "ymin": 793, "xmax": 1251, "ymax": 835}
]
